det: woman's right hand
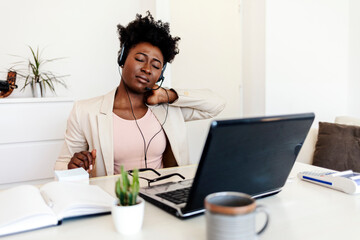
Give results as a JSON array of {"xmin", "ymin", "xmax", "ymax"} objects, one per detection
[{"xmin": 68, "ymin": 149, "xmax": 96, "ymax": 173}]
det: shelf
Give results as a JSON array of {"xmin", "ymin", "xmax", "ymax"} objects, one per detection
[{"xmin": 0, "ymin": 97, "xmax": 74, "ymax": 104}]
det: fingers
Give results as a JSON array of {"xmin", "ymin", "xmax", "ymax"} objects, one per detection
[
  {"xmin": 145, "ymin": 87, "xmax": 165, "ymax": 105},
  {"xmin": 144, "ymin": 90, "xmax": 154, "ymax": 104},
  {"xmin": 83, "ymin": 151, "xmax": 92, "ymax": 170},
  {"xmin": 91, "ymin": 149, "xmax": 96, "ymax": 159},
  {"xmin": 68, "ymin": 151, "xmax": 94, "ymax": 171}
]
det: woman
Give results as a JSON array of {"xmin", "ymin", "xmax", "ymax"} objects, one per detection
[{"xmin": 55, "ymin": 12, "xmax": 225, "ymax": 176}]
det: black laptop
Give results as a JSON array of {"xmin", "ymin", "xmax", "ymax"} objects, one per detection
[{"xmin": 139, "ymin": 112, "xmax": 315, "ymax": 218}]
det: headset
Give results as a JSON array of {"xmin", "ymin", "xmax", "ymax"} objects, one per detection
[{"xmin": 117, "ymin": 44, "xmax": 167, "ymax": 90}]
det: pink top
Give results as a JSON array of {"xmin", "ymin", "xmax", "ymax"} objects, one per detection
[{"xmin": 113, "ymin": 109, "xmax": 166, "ymax": 173}]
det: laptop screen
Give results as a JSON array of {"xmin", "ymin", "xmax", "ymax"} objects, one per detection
[{"xmin": 183, "ymin": 112, "xmax": 315, "ymax": 213}]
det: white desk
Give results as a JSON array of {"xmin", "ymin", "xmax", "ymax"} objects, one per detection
[{"xmin": 2, "ymin": 162, "xmax": 360, "ymax": 240}]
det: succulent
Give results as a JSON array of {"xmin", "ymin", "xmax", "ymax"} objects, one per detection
[{"xmin": 115, "ymin": 166, "xmax": 140, "ymax": 206}]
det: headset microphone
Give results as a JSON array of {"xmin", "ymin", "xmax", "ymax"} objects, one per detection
[
  {"xmin": 145, "ymin": 87, "xmax": 159, "ymax": 91},
  {"xmin": 145, "ymin": 77, "xmax": 165, "ymax": 91}
]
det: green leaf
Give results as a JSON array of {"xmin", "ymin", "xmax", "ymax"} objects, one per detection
[
  {"xmin": 115, "ymin": 179, "xmax": 121, "ymax": 199},
  {"xmin": 130, "ymin": 169, "xmax": 139, "ymax": 205},
  {"xmin": 115, "ymin": 166, "xmax": 142, "ymax": 206},
  {"xmin": 9, "ymin": 45, "xmax": 69, "ymax": 94}
]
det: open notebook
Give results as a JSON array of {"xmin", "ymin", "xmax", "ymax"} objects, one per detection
[{"xmin": 0, "ymin": 181, "xmax": 115, "ymax": 237}]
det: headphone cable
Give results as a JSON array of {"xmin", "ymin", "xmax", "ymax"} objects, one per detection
[{"xmin": 120, "ymin": 67, "xmax": 169, "ymax": 168}]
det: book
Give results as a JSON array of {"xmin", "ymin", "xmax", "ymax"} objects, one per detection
[{"xmin": 0, "ymin": 181, "xmax": 115, "ymax": 237}]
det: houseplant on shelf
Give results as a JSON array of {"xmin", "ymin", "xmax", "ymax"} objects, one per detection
[
  {"xmin": 10, "ymin": 46, "xmax": 68, "ymax": 97},
  {"xmin": 112, "ymin": 166, "xmax": 144, "ymax": 235}
]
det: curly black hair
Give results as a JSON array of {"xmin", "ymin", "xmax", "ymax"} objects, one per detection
[{"xmin": 117, "ymin": 11, "xmax": 180, "ymax": 65}]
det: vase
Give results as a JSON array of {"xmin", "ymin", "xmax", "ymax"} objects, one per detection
[
  {"xmin": 31, "ymin": 82, "xmax": 44, "ymax": 98},
  {"xmin": 111, "ymin": 197, "xmax": 145, "ymax": 235}
]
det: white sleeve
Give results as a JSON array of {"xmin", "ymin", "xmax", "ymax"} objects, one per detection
[
  {"xmin": 55, "ymin": 102, "xmax": 89, "ymax": 170},
  {"xmin": 170, "ymin": 88, "xmax": 226, "ymax": 121}
]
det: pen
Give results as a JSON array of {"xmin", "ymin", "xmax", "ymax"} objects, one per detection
[
  {"xmin": 88, "ymin": 149, "xmax": 96, "ymax": 175},
  {"xmin": 40, "ymin": 191, "xmax": 54, "ymax": 208}
]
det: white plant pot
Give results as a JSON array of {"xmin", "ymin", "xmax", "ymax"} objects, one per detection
[
  {"xmin": 31, "ymin": 82, "xmax": 44, "ymax": 98},
  {"xmin": 112, "ymin": 197, "xmax": 145, "ymax": 235}
]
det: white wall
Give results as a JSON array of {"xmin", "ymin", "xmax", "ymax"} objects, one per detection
[
  {"xmin": 0, "ymin": 0, "xmax": 144, "ymax": 100},
  {"xmin": 170, "ymin": 0, "xmax": 242, "ymax": 117},
  {"xmin": 266, "ymin": 0, "xmax": 349, "ymax": 123},
  {"xmin": 242, "ymin": 0, "xmax": 266, "ymax": 117},
  {"xmin": 170, "ymin": 0, "xmax": 243, "ymax": 163},
  {"xmin": 348, "ymin": 0, "xmax": 360, "ymax": 117},
  {"xmin": 242, "ymin": 0, "xmax": 360, "ymax": 123}
]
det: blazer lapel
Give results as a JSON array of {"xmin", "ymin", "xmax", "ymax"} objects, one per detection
[
  {"xmin": 97, "ymin": 89, "xmax": 116, "ymax": 175},
  {"xmin": 150, "ymin": 104, "xmax": 167, "ymax": 131}
]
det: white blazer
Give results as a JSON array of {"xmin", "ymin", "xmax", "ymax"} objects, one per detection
[{"xmin": 55, "ymin": 88, "xmax": 226, "ymax": 176}]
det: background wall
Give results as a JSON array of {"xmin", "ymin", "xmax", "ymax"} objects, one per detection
[
  {"xmin": 169, "ymin": 0, "xmax": 242, "ymax": 163},
  {"xmin": 0, "ymin": 0, "xmax": 144, "ymax": 100},
  {"xmin": 266, "ymin": 0, "xmax": 349, "ymax": 122},
  {"xmin": 242, "ymin": 0, "xmax": 360, "ymax": 124},
  {"xmin": 1, "ymin": 0, "xmax": 360, "ymax": 167},
  {"xmin": 348, "ymin": 0, "xmax": 360, "ymax": 117},
  {"xmin": 242, "ymin": 0, "xmax": 265, "ymax": 117}
]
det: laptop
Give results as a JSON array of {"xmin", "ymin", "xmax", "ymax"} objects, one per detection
[{"xmin": 139, "ymin": 112, "xmax": 315, "ymax": 219}]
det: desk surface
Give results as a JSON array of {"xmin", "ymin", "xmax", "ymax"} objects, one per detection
[{"xmin": 2, "ymin": 162, "xmax": 360, "ymax": 240}]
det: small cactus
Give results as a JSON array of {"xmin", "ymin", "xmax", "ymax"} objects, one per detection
[{"xmin": 115, "ymin": 166, "xmax": 140, "ymax": 206}]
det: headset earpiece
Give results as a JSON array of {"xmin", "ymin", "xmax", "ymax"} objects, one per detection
[
  {"xmin": 157, "ymin": 63, "xmax": 167, "ymax": 82},
  {"xmin": 118, "ymin": 45, "xmax": 125, "ymax": 67}
]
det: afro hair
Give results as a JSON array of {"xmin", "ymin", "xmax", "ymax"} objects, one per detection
[{"xmin": 117, "ymin": 11, "xmax": 180, "ymax": 65}]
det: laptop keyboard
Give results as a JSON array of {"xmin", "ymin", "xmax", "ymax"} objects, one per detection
[{"xmin": 155, "ymin": 187, "xmax": 191, "ymax": 205}]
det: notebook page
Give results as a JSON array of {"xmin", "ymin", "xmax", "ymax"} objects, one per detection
[
  {"xmin": 40, "ymin": 182, "xmax": 115, "ymax": 220},
  {"xmin": 0, "ymin": 185, "xmax": 57, "ymax": 236}
]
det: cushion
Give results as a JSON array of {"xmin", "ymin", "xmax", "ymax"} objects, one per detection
[{"xmin": 312, "ymin": 122, "xmax": 360, "ymax": 171}]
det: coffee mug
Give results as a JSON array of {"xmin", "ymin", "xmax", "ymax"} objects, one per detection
[{"xmin": 204, "ymin": 192, "xmax": 269, "ymax": 240}]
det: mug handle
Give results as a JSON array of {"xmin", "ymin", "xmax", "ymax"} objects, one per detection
[{"xmin": 255, "ymin": 205, "xmax": 270, "ymax": 235}]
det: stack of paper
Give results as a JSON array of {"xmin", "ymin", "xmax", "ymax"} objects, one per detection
[{"xmin": 54, "ymin": 168, "xmax": 89, "ymax": 183}]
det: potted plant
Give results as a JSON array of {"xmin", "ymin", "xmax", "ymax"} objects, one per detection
[
  {"xmin": 10, "ymin": 46, "xmax": 68, "ymax": 97},
  {"xmin": 112, "ymin": 166, "xmax": 145, "ymax": 235}
]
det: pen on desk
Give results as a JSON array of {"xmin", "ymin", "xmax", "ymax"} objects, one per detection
[{"xmin": 40, "ymin": 191, "xmax": 54, "ymax": 208}]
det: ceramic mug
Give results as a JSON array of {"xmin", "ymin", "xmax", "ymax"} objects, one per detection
[{"xmin": 204, "ymin": 192, "xmax": 269, "ymax": 240}]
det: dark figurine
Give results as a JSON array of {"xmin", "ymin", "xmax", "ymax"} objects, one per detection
[{"xmin": 0, "ymin": 71, "xmax": 17, "ymax": 98}]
